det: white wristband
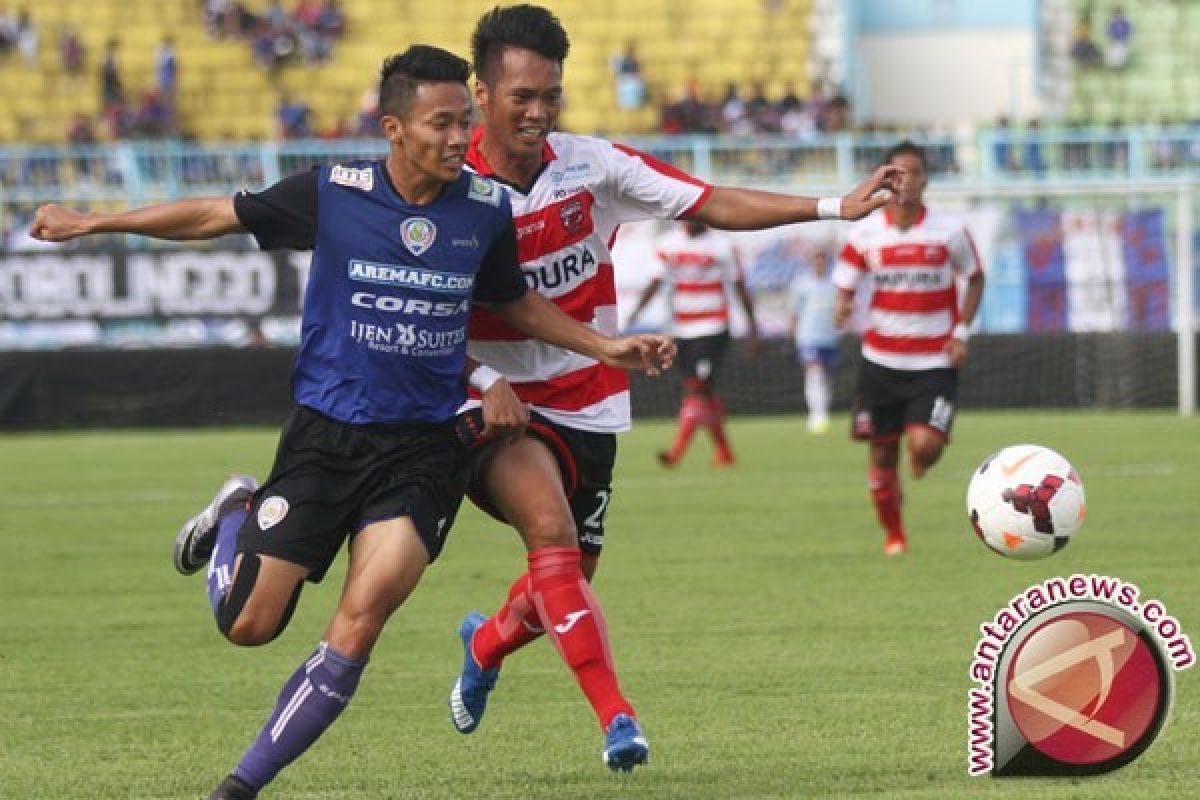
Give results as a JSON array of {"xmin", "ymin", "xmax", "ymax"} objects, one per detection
[
  {"xmin": 817, "ymin": 197, "xmax": 843, "ymax": 220},
  {"xmin": 468, "ymin": 364, "xmax": 503, "ymax": 392},
  {"xmin": 952, "ymin": 323, "xmax": 970, "ymax": 341}
]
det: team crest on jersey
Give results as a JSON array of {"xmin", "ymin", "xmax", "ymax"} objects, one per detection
[
  {"xmin": 257, "ymin": 496, "xmax": 289, "ymax": 531},
  {"xmin": 401, "ymin": 217, "xmax": 437, "ymax": 256},
  {"xmin": 467, "ymin": 175, "xmax": 502, "ymax": 206},
  {"xmin": 330, "ymin": 165, "xmax": 374, "ymax": 191},
  {"xmin": 559, "ymin": 198, "xmax": 585, "ymax": 234}
]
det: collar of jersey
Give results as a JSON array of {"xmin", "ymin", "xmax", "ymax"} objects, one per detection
[
  {"xmin": 466, "ymin": 127, "xmax": 556, "ymax": 193},
  {"xmin": 884, "ymin": 204, "xmax": 927, "ymax": 229},
  {"xmin": 374, "ymin": 159, "xmax": 454, "ymax": 207}
]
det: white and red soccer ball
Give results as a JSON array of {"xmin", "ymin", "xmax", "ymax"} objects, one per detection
[{"xmin": 967, "ymin": 445, "xmax": 1086, "ymax": 560}]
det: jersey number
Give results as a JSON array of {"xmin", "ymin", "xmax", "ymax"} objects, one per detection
[{"xmin": 583, "ymin": 489, "xmax": 612, "ymax": 530}]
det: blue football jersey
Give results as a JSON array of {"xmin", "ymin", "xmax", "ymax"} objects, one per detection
[{"xmin": 234, "ymin": 160, "xmax": 526, "ymax": 424}]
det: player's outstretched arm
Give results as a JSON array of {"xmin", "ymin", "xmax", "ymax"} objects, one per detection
[
  {"xmin": 490, "ymin": 291, "xmax": 675, "ymax": 375},
  {"xmin": 30, "ymin": 197, "xmax": 244, "ymax": 243},
  {"xmin": 693, "ymin": 165, "xmax": 902, "ymax": 230}
]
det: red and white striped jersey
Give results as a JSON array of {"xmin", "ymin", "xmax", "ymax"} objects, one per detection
[
  {"xmin": 649, "ymin": 227, "xmax": 742, "ymax": 339},
  {"xmin": 833, "ymin": 206, "xmax": 982, "ymax": 370},
  {"xmin": 464, "ymin": 130, "xmax": 712, "ymax": 432}
]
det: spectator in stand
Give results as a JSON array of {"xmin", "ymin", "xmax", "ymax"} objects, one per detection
[
  {"xmin": 819, "ymin": 93, "xmax": 850, "ymax": 133},
  {"xmin": 1105, "ymin": 7, "xmax": 1132, "ymax": 69},
  {"xmin": 66, "ymin": 112, "xmax": 97, "ymax": 180},
  {"xmin": 60, "ymin": 26, "xmax": 85, "ymax": 78},
  {"xmin": 132, "ymin": 90, "xmax": 172, "ymax": 138},
  {"xmin": 0, "ymin": 10, "xmax": 13, "ymax": 57},
  {"xmin": 205, "ymin": 0, "xmax": 234, "ymax": 37},
  {"xmin": 1070, "ymin": 11, "xmax": 1102, "ymax": 69},
  {"xmin": 276, "ymin": 92, "xmax": 312, "ymax": 138},
  {"xmin": 992, "ymin": 116, "xmax": 1017, "ymax": 172},
  {"xmin": 673, "ymin": 78, "xmax": 716, "ymax": 133},
  {"xmin": 1023, "ymin": 119, "xmax": 1047, "ymax": 177},
  {"xmin": 803, "ymin": 79, "xmax": 829, "ymax": 131},
  {"xmin": 744, "ymin": 82, "xmax": 779, "ymax": 133},
  {"xmin": 14, "ymin": 7, "xmax": 35, "ymax": 64},
  {"xmin": 156, "ymin": 36, "xmax": 178, "ymax": 102},
  {"xmin": 778, "ymin": 82, "xmax": 802, "ymax": 116},
  {"xmin": 719, "ymin": 82, "xmax": 744, "ymax": 131},
  {"xmin": 352, "ymin": 87, "xmax": 380, "ymax": 137},
  {"xmin": 100, "ymin": 39, "xmax": 123, "ymax": 110},
  {"xmin": 610, "ymin": 39, "xmax": 646, "ymax": 110},
  {"xmin": 317, "ymin": 0, "xmax": 346, "ymax": 37}
]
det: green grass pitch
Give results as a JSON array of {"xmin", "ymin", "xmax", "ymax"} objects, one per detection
[{"xmin": 1, "ymin": 412, "xmax": 1197, "ymax": 799}]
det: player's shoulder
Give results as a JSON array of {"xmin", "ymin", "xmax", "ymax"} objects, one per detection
[
  {"xmin": 843, "ymin": 208, "xmax": 887, "ymax": 240},
  {"xmin": 460, "ymin": 170, "xmax": 506, "ymax": 209}
]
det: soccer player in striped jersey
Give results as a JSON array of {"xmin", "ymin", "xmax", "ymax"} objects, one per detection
[
  {"xmin": 31, "ymin": 46, "xmax": 673, "ymax": 800},
  {"xmin": 448, "ymin": 3, "xmax": 901, "ymax": 772},
  {"xmin": 833, "ymin": 141, "xmax": 985, "ymax": 555},
  {"xmin": 626, "ymin": 219, "xmax": 759, "ymax": 466}
]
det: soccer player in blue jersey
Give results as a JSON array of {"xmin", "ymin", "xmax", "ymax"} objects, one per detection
[{"xmin": 29, "ymin": 45, "xmax": 673, "ymax": 800}]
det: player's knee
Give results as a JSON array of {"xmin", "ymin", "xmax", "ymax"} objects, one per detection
[
  {"xmin": 910, "ymin": 439, "xmax": 945, "ymax": 471},
  {"xmin": 520, "ymin": 511, "xmax": 578, "ymax": 552},
  {"xmin": 580, "ymin": 552, "xmax": 600, "ymax": 581},
  {"xmin": 327, "ymin": 610, "xmax": 388, "ymax": 659},
  {"xmin": 223, "ymin": 612, "xmax": 285, "ymax": 647}
]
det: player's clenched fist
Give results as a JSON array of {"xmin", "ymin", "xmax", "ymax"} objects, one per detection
[{"xmin": 29, "ymin": 204, "xmax": 95, "ymax": 242}]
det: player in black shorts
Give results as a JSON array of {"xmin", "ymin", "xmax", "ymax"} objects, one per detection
[
  {"xmin": 29, "ymin": 46, "xmax": 672, "ymax": 800},
  {"xmin": 833, "ymin": 141, "xmax": 985, "ymax": 555}
]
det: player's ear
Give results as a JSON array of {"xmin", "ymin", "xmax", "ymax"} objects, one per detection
[
  {"xmin": 473, "ymin": 78, "xmax": 489, "ymax": 112},
  {"xmin": 379, "ymin": 113, "xmax": 404, "ymax": 144}
]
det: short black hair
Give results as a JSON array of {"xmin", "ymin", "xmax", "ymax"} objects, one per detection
[
  {"xmin": 472, "ymin": 4, "xmax": 570, "ymax": 84},
  {"xmin": 883, "ymin": 140, "xmax": 928, "ymax": 170},
  {"xmin": 378, "ymin": 45, "xmax": 471, "ymax": 118}
]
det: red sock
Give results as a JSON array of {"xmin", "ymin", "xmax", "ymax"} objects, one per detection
[
  {"xmin": 528, "ymin": 546, "xmax": 634, "ymax": 729},
  {"xmin": 667, "ymin": 394, "xmax": 706, "ymax": 461},
  {"xmin": 705, "ymin": 394, "xmax": 734, "ymax": 463},
  {"xmin": 868, "ymin": 465, "xmax": 905, "ymax": 540},
  {"xmin": 471, "ymin": 573, "xmax": 544, "ymax": 671}
]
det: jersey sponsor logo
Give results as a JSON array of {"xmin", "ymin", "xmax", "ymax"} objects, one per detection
[
  {"xmin": 257, "ymin": 496, "xmax": 289, "ymax": 531},
  {"xmin": 451, "ymin": 234, "xmax": 479, "ymax": 249},
  {"xmin": 330, "ymin": 165, "xmax": 374, "ymax": 191},
  {"xmin": 552, "ymin": 185, "xmax": 587, "ymax": 199},
  {"xmin": 872, "ymin": 268, "xmax": 947, "ymax": 290},
  {"xmin": 524, "ymin": 246, "xmax": 596, "ymax": 292},
  {"xmin": 349, "ymin": 319, "xmax": 467, "ymax": 357},
  {"xmin": 401, "ymin": 217, "xmax": 437, "ymax": 256},
  {"xmin": 550, "ymin": 162, "xmax": 591, "ymax": 183},
  {"xmin": 350, "ymin": 292, "xmax": 469, "ymax": 317},
  {"xmin": 347, "ymin": 260, "xmax": 473, "ymax": 294},
  {"xmin": 517, "ymin": 218, "xmax": 546, "ymax": 239},
  {"xmin": 467, "ymin": 175, "xmax": 502, "ymax": 206}
]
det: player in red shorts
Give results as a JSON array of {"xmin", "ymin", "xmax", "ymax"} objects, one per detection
[
  {"xmin": 449, "ymin": 4, "xmax": 902, "ymax": 771},
  {"xmin": 833, "ymin": 141, "xmax": 985, "ymax": 555}
]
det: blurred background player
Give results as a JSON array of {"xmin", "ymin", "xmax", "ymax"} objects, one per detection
[
  {"xmin": 627, "ymin": 218, "xmax": 758, "ymax": 466},
  {"xmin": 29, "ymin": 45, "xmax": 672, "ymax": 799},
  {"xmin": 449, "ymin": 2, "xmax": 900, "ymax": 774},
  {"xmin": 833, "ymin": 140, "xmax": 985, "ymax": 555},
  {"xmin": 788, "ymin": 244, "xmax": 839, "ymax": 434}
]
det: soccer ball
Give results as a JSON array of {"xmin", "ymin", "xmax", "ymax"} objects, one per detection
[{"xmin": 966, "ymin": 444, "xmax": 1086, "ymax": 560}]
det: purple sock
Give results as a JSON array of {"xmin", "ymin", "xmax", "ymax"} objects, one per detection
[
  {"xmin": 206, "ymin": 508, "xmax": 247, "ymax": 616},
  {"xmin": 233, "ymin": 642, "xmax": 367, "ymax": 791}
]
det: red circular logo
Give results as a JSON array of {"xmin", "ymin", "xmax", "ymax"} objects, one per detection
[{"xmin": 1005, "ymin": 612, "xmax": 1162, "ymax": 765}]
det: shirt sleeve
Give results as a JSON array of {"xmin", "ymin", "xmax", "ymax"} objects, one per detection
[
  {"xmin": 607, "ymin": 143, "xmax": 713, "ymax": 224},
  {"xmin": 474, "ymin": 221, "xmax": 528, "ymax": 305},
  {"xmin": 831, "ymin": 238, "xmax": 867, "ymax": 290},
  {"xmin": 232, "ymin": 168, "xmax": 319, "ymax": 251},
  {"xmin": 948, "ymin": 225, "xmax": 984, "ymax": 277}
]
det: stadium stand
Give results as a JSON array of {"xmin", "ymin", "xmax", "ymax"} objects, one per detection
[
  {"xmin": 0, "ymin": 0, "xmax": 812, "ymax": 143},
  {"xmin": 1067, "ymin": 0, "xmax": 1200, "ymax": 125}
]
